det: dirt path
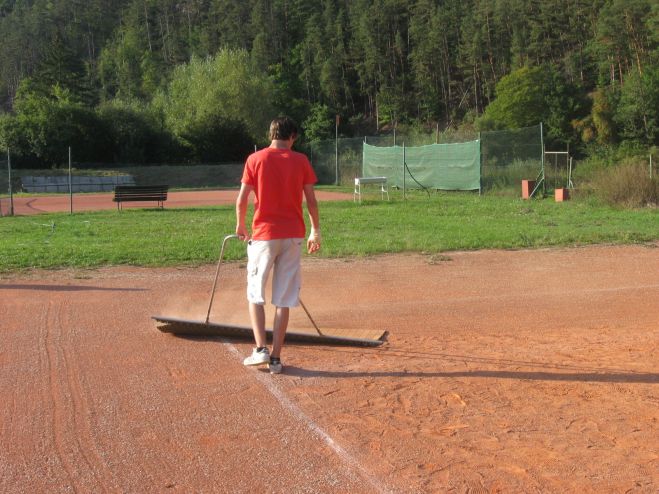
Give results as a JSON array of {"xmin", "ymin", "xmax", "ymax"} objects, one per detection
[{"xmin": 1, "ymin": 244, "xmax": 657, "ymax": 492}]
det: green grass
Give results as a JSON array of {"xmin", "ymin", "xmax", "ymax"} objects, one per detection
[{"xmin": 1, "ymin": 192, "xmax": 657, "ymax": 273}]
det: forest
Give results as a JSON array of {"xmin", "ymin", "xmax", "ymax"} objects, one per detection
[{"xmin": 0, "ymin": 0, "xmax": 657, "ymax": 167}]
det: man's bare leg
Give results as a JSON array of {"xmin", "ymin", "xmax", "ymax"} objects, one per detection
[
  {"xmin": 248, "ymin": 302, "xmax": 267, "ymax": 348},
  {"xmin": 271, "ymin": 307, "xmax": 289, "ymax": 359}
]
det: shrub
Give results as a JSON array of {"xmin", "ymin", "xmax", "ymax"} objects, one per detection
[
  {"xmin": 593, "ymin": 159, "xmax": 658, "ymax": 208},
  {"xmin": 97, "ymin": 101, "xmax": 182, "ymax": 163}
]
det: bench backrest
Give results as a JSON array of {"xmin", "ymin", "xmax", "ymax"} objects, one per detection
[{"xmin": 114, "ymin": 185, "xmax": 168, "ymax": 199}]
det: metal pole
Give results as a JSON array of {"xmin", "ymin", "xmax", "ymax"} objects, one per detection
[
  {"xmin": 335, "ymin": 114, "xmax": 339, "ymax": 186},
  {"xmin": 478, "ymin": 131, "xmax": 482, "ymax": 195},
  {"xmin": 205, "ymin": 234, "xmax": 238, "ymax": 324},
  {"xmin": 362, "ymin": 137, "xmax": 366, "ymax": 177},
  {"xmin": 403, "ymin": 142, "xmax": 406, "ymax": 201},
  {"xmin": 540, "ymin": 122, "xmax": 545, "ymax": 196},
  {"xmin": 7, "ymin": 148, "xmax": 13, "ymax": 216},
  {"xmin": 68, "ymin": 147, "xmax": 73, "ymax": 214},
  {"xmin": 299, "ymin": 298, "xmax": 323, "ymax": 336},
  {"xmin": 650, "ymin": 154, "xmax": 653, "ymax": 179}
]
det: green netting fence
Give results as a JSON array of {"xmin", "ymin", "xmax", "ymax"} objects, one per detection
[
  {"xmin": 480, "ymin": 124, "xmax": 544, "ymax": 193},
  {"xmin": 363, "ymin": 140, "xmax": 481, "ymax": 191},
  {"xmin": 304, "ymin": 124, "xmax": 544, "ymax": 193}
]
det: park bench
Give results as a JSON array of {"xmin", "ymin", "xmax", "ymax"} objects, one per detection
[{"xmin": 113, "ymin": 185, "xmax": 169, "ymax": 210}]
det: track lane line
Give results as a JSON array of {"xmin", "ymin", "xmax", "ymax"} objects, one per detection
[{"xmin": 223, "ymin": 341, "xmax": 392, "ymax": 494}]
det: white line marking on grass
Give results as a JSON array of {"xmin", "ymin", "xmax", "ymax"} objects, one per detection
[{"xmin": 224, "ymin": 342, "xmax": 391, "ymax": 494}]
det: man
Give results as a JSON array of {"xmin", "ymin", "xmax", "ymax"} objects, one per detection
[{"xmin": 235, "ymin": 116, "xmax": 321, "ymax": 374}]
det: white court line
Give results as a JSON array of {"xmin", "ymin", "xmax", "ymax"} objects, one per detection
[{"xmin": 223, "ymin": 342, "xmax": 392, "ymax": 494}]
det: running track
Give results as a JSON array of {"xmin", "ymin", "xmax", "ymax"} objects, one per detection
[{"xmin": 0, "ymin": 189, "xmax": 352, "ymax": 216}]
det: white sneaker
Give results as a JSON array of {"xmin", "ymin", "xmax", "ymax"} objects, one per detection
[
  {"xmin": 243, "ymin": 347, "xmax": 270, "ymax": 366},
  {"xmin": 269, "ymin": 359, "xmax": 283, "ymax": 374}
]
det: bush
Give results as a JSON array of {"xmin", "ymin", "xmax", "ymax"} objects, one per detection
[
  {"xmin": 10, "ymin": 84, "xmax": 113, "ymax": 167},
  {"xmin": 180, "ymin": 115, "xmax": 254, "ymax": 162},
  {"xmin": 593, "ymin": 159, "xmax": 658, "ymax": 208},
  {"xmin": 97, "ymin": 101, "xmax": 182, "ymax": 163}
]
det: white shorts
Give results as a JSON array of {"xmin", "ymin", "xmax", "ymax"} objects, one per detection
[{"xmin": 246, "ymin": 238, "xmax": 303, "ymax": 307}]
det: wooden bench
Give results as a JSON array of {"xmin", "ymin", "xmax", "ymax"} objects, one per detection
[
  {"xmin": 113, "ymin": 185, "xmax": 168, "ymax": 210},
  {"xmin": 354, "ymin": 176, "xmax": 389, "ymax": 203}
]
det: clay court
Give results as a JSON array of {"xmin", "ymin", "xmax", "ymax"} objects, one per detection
[{"xmin": 1, "ymin": 192, "xmax": 658, "ymax": 492}]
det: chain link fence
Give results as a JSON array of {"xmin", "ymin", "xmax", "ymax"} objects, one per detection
[{"xmin": 303, "ymin": 124, "xmax": 544, "ymax": 192}]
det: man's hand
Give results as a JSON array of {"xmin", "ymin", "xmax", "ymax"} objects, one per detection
[
  {"xmin": 307, "ymin": 228, "xmax": 321, "ymax": 254},
  {"xmin": 236, "ymin": 225, "xmax": 250, "ymax": 242}
]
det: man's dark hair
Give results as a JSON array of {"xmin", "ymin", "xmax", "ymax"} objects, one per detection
[{"xmin": 269, "ymin": 116, "xmax": 299, "ymax": 141}]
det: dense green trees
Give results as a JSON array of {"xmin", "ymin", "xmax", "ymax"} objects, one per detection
[
  {"xmin": 153, "ymin": 49, "xmax": 274, "ymax": 160},
  {"xmin": 0, "ymin": 0, "xmax": 656, "ymax": 167}
]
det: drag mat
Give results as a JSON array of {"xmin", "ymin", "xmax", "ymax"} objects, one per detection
[{"xmin": 153, "ymin": 316, "xmax": 387, "ymax": 347}]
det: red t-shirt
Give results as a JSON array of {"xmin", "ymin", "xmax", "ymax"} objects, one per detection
[{"xmin": 241, "ymin": 147, "xmax": 317, "ymax": 240}]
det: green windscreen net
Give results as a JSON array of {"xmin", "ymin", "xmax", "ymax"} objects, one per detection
[{"xmin": 363, "ymin": 140, "xmax": 481, "ymax": 191}]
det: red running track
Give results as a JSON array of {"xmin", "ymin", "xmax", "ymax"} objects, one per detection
[{"xmin": 0, "ymin": 189, "xmax": 352, "ymax": 216}]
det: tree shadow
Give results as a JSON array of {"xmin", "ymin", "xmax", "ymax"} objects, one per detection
[{"xmin": 282, "ymin": 366, "xmax": 658, "ymax": 384}]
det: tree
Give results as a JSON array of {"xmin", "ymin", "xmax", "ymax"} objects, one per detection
[
  {"xmin": 34, "ymin": 31, "xmax": 94, "ymax": 104},
  {"xmin": 614, "ymin": 67, "xmax": 659, "ymax": 145},
  {"xmin": 97, "ymin": 99, "xmax": 179, "ymax": 163},
  {"xmin": 593, "ymin": 0, "xmax": 655, "ymax": 85},
  {"xmin": 477, "ymin": 66, "xmax": 548, "ymax": 130},
  {"xmin": 302, "ymin": 103, "xmax": 334, "ymax": 142},
  {"xmin": 153, "ymin": 49, "xmax": 274, "ymax": 160},
  {"xmin": 1, "ymin": 0, "xmax": 658, "ymax": 156},
  {"xmin": 591, "ymin": 87, "xmax": 618, "ymax": 145},
  {"xmin": 12, "ymin": 81, "xmax": 111, "ymax": 166}
]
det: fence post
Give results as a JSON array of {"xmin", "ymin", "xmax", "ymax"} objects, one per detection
[
  {"xmin": 540, "ymin": 122, "xmax": 545, "ymax": 196},
  {"xmin": 650, "ymin": 154, "xmax": 653, "ymax": 179},
  {"xmin": 478, "ymin": 132, "xmax": 482, "ymax": 195},
  {"xmin": 363, "ymin": 137, "xmax": 366, "ymax": 177},
  {"xmin": 7, "ymin": 148, "xmax": 14, "ymax": 216},
  {"xmin": 403, "ymin": 142, "xmax": 406, "ymax": 201},
  {"xmin": 335, "ymin": 115, "xmax": 339, "ymax": 186},
  {"xmin": 68, "ymin": 146, "xmax": 73, "ymax": 214}
]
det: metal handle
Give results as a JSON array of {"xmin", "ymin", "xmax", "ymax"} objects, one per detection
[
  {"xmin": 299, "ymin": 298, "xmax": 323, "ymax": 336},
  {"xmin": 205, "ymin": 234, "xmax": 239, "ymax": 324}
]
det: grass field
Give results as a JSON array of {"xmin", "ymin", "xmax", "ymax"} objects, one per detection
[{"xmin": 1, "ymin": 191, "xmax": 657, "ymax": 273}]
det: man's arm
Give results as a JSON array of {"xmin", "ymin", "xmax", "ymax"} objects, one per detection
[
  {"xmin": 235, "ymin": 183, "xmax": 253, "ymax": 241},
  {"xmin": 303, "ymin": 183, "xmax": 321, "ymax": 253}
]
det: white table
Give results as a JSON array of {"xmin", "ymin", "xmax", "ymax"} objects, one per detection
[{"xmin": 354, "ymin": 177, "xmax": 390, "ymax": 203}]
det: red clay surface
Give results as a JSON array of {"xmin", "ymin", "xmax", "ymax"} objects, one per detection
[
  {"xmin": 1, "ymin": 189, "xmax": 353, "ymax": 215},
  {"xmin": 1, "ymin": 244, "xmax": 657, "ymax": 492}
]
